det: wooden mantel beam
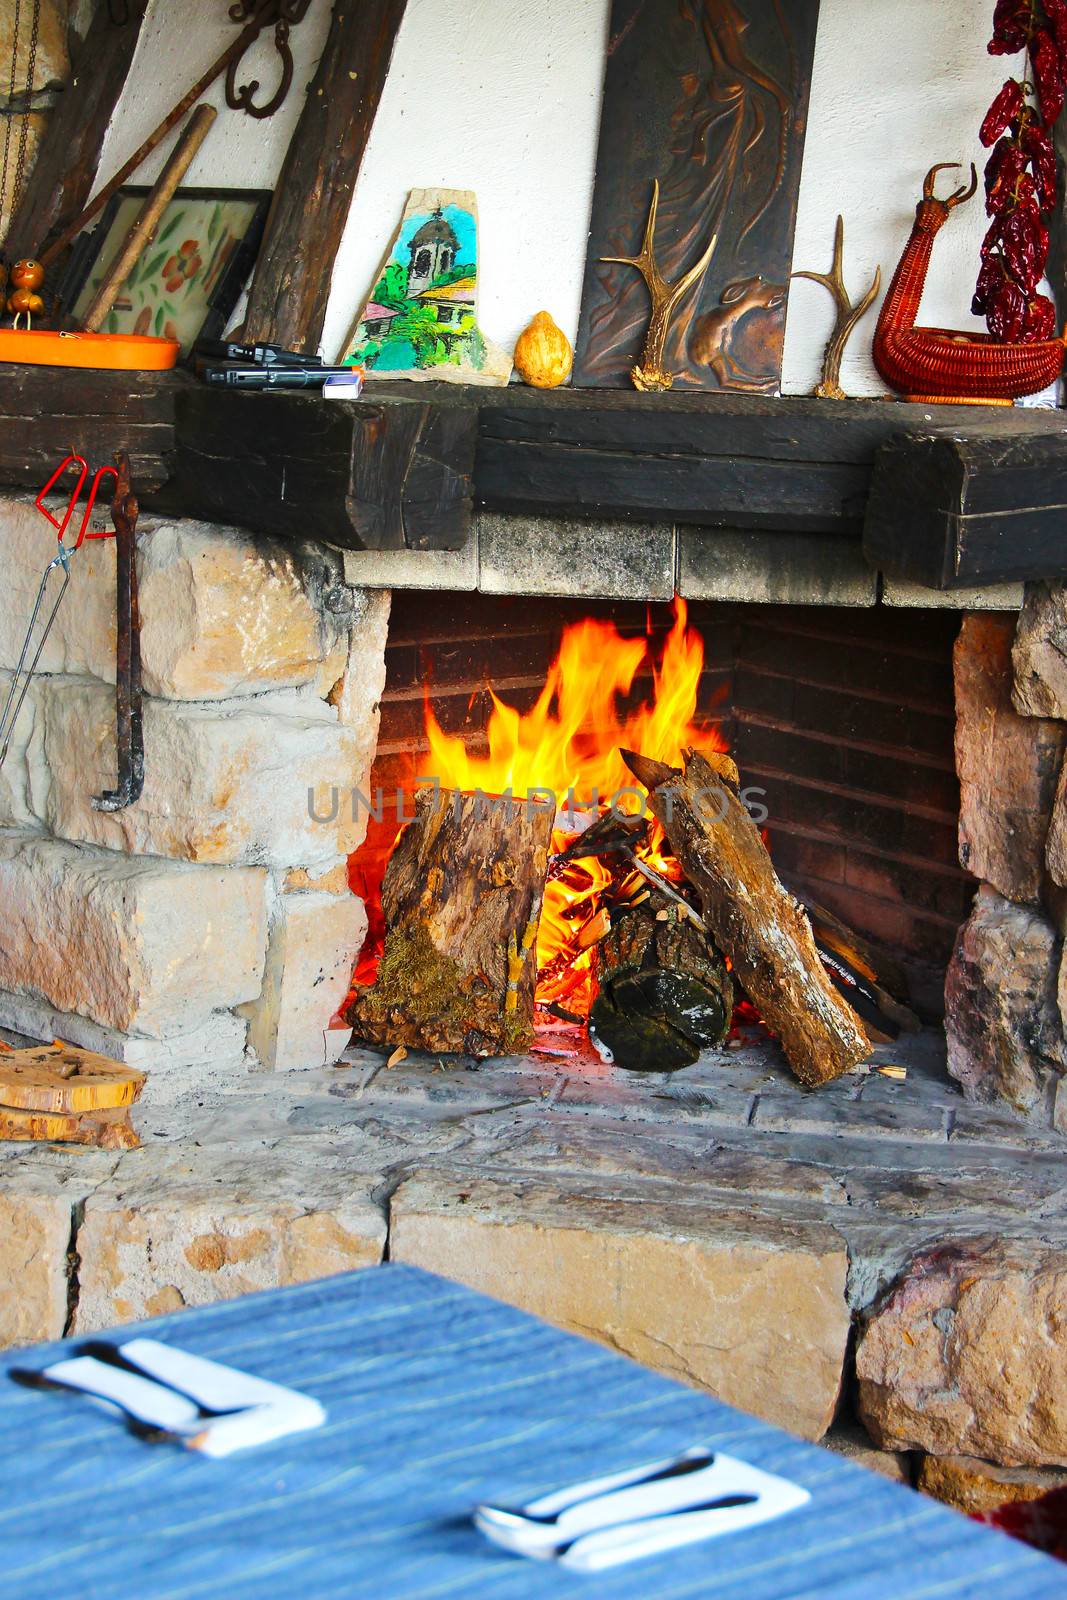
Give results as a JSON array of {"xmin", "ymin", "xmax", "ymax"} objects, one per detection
[
  {"xmin": 242, "ymin": 0, "xmax": 408, "ymax": 355},
  {"xmin": 4, "ymin": 0, "xmax": 149, "ymax": 264}
]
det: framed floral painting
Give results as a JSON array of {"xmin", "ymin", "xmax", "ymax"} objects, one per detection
[{"xmin": 63, "ymin": 187, "xmax": 271, "ymax": 355}]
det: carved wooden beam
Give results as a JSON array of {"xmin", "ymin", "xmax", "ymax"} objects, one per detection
[
  {"xmin": 4, "ymin": 0, "xmax": 149, "ymax": 264},
  {"xmin": 242, "ymin": 0, "xmax": 408, "ymax": 354}
]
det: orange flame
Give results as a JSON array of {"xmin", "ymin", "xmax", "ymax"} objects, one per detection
[{"xmin": 423, "ymin": 598, "xmax": 727, "ymax": 1019}]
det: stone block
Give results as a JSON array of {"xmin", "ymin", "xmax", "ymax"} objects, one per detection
[
  {"xmin": 0, "ymin": 1181, "xmax": 72, "ymax": 1348},
  {"xmin": 39, "ymin": 681, "xmax": 362, "ymax": 870},
  {"xmin": 882, "ymin": 579, "xmax": 1025, "ymax": 610},
  {"xmin": 343, "ymin": 530, "xmax": 478, "ymax": 591},
  {"xmin": 955, "ymin": 613, "xmax": 1065, "ymax": 903},
  {"xmin": 0, "ymin": 495, "xmax": 117, "ymax": 681},
  {"xmin": 242, "ymin": 890, "xmax": 367, "ymax": 1070},
  {"xmin": 73, "ymin": 1151, "xmax": 386, "ymax": 1331},
  {"xmin": 945, "ymin": 885, "xmax": 1066, "ymax": 1116},
  {"xmin": 679, "ymin": 529, "xmax": 877, "ymax": 607},
  {"xmin": 0, "ymin": 989, "xmax": 248, "ymax": 1076},
  {"xmin": 0, "ymin": 831, "xmax": 266, "ymax": 1038},
  {"xmin": 917, "ymin": 1453, "xmax": 1067, "ymax": 1515},
  {"xmin": 1014, "ymin": 582, "xmax": 1067, "ymax": 718},
  {"xmin": 137, "ymin": 521, "xmax": 349, "ymax": 699},
  {"xmin": 0, "ymin": 672, "xmax": 45, "ymax": 827},
  {"xmin": 822, "ymin": 1421, "xmax": 911, "ymax": 1485},
  {"xmin": 479, "ymin": 514, "xmax": 676, "ymax": 601},
  {"xmin": 0, "ymin": 497, "xmax": 350, "ymax": 699},
  {"xmin": 390, "ymin": 1172, "xmax": 850, "ymax": 1441},
  {"xmin": 857, "ymin": 1237, "xmax": 1067, "ymax": 1467}
]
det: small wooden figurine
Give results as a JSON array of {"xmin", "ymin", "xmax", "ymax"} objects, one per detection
[{"xmin": 7, "ymin": 258, "xmax": 45, "ymax": 328}]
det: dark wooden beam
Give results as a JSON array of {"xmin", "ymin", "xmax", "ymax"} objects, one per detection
[
  {"xmin": 4, "ymin": 0, "xmax": 149, "ymax": 264},
  {"xmin": 0, "ymin": 366, "xmax": 174, "ymax": 492},
  {"xmin": 152, "ymin": 383, "xmax": 476, "ymax": 552},
  {"xmin": 863, "ymin": 416, "xmax": 1067, "ymax": 589},
  {"xmin": 242, "ymin": 0, "xmax": 408, "ymax": 355},
  {"xmin": 471, "ymin": 388, "xmax": 1038, "ymax": 536}
]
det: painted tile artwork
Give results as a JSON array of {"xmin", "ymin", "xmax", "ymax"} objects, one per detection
[{"xmin": 340, "ymin": 188, "xmax": 511, "ymax": 385}]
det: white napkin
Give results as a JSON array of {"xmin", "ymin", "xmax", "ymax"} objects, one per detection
[
  {"xmin": 475, "ymin": 1447, "xmax": 810, "ymax": 1572},
  {"xmin": 42, "ymin": 1338, "xmax": 325, "ymax": 1458}
]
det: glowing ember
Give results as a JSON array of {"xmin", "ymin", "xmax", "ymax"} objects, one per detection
[{"xmin": 420, "ymin": 599, "xmax": 728, "ymax": 1021}]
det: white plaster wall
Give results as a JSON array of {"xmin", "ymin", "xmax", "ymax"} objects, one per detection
[
  {"xmin": 93, "ymin": 0, "xmax": 1020, "ymax": 395},
  {"xmin": 91, "ymin": 0, "xmax": 333, "ymax": 195}
]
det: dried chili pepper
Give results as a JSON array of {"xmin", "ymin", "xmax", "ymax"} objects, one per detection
[
  {"xmin": 989, "ymin": 0, "xmax": 1032, "ymax": 52},
  {"xmin": 980, "ymin": 78, "xmax": 1026, "ymax": 143},
  {"xmin": 984, "ymin": 137, "xmax": 1028, "ymax": 212},
  {"xmin": 1026, "ymin": 291, "xmax": 1058, "ymax": 339},
  {"xmin": 1021, "ymin": 122, "xmax": 1057, "ymax": 206},
  {"xmin": 1031, "ymin": 28, "xmax": 1065, "ymax": 123},
  {"xmin": 1002, "ymin": 202, "xmax": 1049, "ymax": 291},
  {"xmin": 988, "ymin": 277, "xmax": 1029, "ymax": 340},
  {"xmin": 1042, "ymin": 0, "xmax": 1067, "ymax": 62},
  {"xmin": 977, "ymin": 4, "xmax": 1064, "ymax": 346},
  {"xmin": 972, "ymin": 254, "xmax": 1004, "ymax": 315}
]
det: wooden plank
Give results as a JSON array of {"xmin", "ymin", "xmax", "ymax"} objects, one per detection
[
  {"xmin": 573, "ymin": 0, "xmax": 820, "ymax": 392},
  {"xmin": 473, "ymin": 389, "xmax": 1032, "ymax": 533},
  {"xmin": 242, "ymin": 0, "xmax": 408, "ymax": 354},
  {"xmin": 152, "ymin": 384, "xmax": 476, "ymax": 552},
  {"xmin": 4, "ymin": 1, "xmax": 149, "ymax": 265},
  {"xmin": 863, "ymin": 418, "xmax": 1067, "ymax": 589},
  {"xmin": 0, "ymin": 367, "xmax": 175, "ymax": 491}
]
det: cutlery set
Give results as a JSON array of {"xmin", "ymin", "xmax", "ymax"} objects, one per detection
[
  {"xmin": 14, "ymin": 1344, "xmax": 809, "ymax": 1570},
  {"xmin": 475, "ymin": 1444, "xmax": 810, "ymax": 1572}
]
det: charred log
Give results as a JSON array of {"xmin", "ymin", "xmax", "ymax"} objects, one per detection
[{"xmin": 590, "ymin": 898, "xmax": 733, "ymax": 1071}]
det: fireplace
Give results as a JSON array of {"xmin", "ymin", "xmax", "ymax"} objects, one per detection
[{"xmin": 3, "ymin": 380, "xmax": 1067, "ymax": 1509}]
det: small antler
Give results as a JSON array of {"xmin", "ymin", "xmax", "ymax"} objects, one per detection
[
  {"xmin": 923, "ymin": 162, "xmax": 978, "ymax": 208},
  {"xmin": 602, "ymin": 179, "xmax": 718, "ymax": 391},
  {"xmin": 792, "ymin": 215, "xmax": 882, "ymax": 399}
]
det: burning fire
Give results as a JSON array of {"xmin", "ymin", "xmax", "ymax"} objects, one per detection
[{"xmin": 421, "ymin": 599, "xmax": 728, "ymax": 1021}]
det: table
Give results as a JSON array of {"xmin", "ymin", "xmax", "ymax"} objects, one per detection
[{"xmin": 0, "ymin": 1264, "xmax": 1063, "ymax": 1599}]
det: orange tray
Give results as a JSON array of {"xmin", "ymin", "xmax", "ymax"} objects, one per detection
[{"xmin": 0, "ymin": 329, "xmax": 180, "ymax": 370}]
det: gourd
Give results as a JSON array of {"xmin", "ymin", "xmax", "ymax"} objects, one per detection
[{"xmin": 513, "ymin": 311, "xmax": 572, "ymax": 388}]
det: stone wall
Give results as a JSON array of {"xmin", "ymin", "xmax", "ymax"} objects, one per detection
[
  {"xmin": 946, "ymin": 605, "xmax": 1067, "ymax": 1124},
  {"xmin": 0, "ymin": 492, "xmax": 389, "ymax": 1073}
]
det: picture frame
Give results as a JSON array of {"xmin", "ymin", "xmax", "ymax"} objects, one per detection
[{"xmin": 60, "ymin": 186, "xmax": 272, "ymax": 356}]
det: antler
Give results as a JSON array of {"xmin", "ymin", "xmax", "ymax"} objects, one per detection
[
  {"xmin": 792, "ymin": 215, "xmax": 882, "ymax": 399},
  {"xmin": 923, "ymin": 162, "xmax": 979, "ymax": 208},
  {"xmin": 602, "ymin": 179, "xmax": 718, "ymax": 391}
]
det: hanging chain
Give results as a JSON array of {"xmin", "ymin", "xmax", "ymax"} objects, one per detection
[
  {"xmin": 0, "ymin": 0, "xmax": 41, "ymax": 248},
  {"xmin": 11, "ymin": 0, "xmax": 41, "ymax": 219},
  {"xmin": 0, "ymin": 0, "xmax": 24, "ymax": 233}
]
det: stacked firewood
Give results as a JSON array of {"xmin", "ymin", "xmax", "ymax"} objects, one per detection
[{"xmin": 346, "ymin": 746, "xmax": 918, "ymax": 1085}]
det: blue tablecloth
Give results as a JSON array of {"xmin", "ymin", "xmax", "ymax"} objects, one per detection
[{"xmin": 1, "ymin": 1263, "xmax": 1064, "ymax": 1599}]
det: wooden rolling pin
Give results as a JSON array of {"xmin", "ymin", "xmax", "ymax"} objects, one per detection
[{"xmin": 81, "ymin": 103, "xmax": 217, "ymax": 334}]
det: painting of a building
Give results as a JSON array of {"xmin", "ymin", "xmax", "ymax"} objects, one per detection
[{"xmin": 341, "ymin": 190, "xmax": 490, "ymax": 376}]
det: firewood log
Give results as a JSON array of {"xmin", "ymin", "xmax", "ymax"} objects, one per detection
[
  {"xmin": 590, "ymin": 898, "xmax": 733, "ymax": 1071},
  {"xmin": 345, "ymin": 788, "xmax": 555, "ymax": 1056},
  {"xmin": 631, "ymin": 748, "xmax": 871, "ymax": 1086}
]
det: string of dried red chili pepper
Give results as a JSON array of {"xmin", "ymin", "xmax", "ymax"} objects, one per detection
[{"xmin": 974, "ymin": 0, "xmax": 1064, "ymax": 342}]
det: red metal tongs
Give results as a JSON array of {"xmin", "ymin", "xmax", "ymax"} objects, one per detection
[{"xmin": 0, "ymin": 454, "xmax": 118, "ymax": 772}]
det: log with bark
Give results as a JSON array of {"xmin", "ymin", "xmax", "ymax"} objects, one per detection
[
  {"xmin": 345, "ymin": 789, "xmax": 555, "ymax": 1056},
  {"xmin": 626, "ymin": 748, "xmax": 872, "ymax": 1085},
  {"xmin": 590, "ymin": 895, "xmax": 733, "ymax": 1071}
]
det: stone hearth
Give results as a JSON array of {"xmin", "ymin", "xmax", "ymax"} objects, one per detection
[{"xmin": 4, "ymin": 1028, "xmax": 1067, "ymax": 1497}]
